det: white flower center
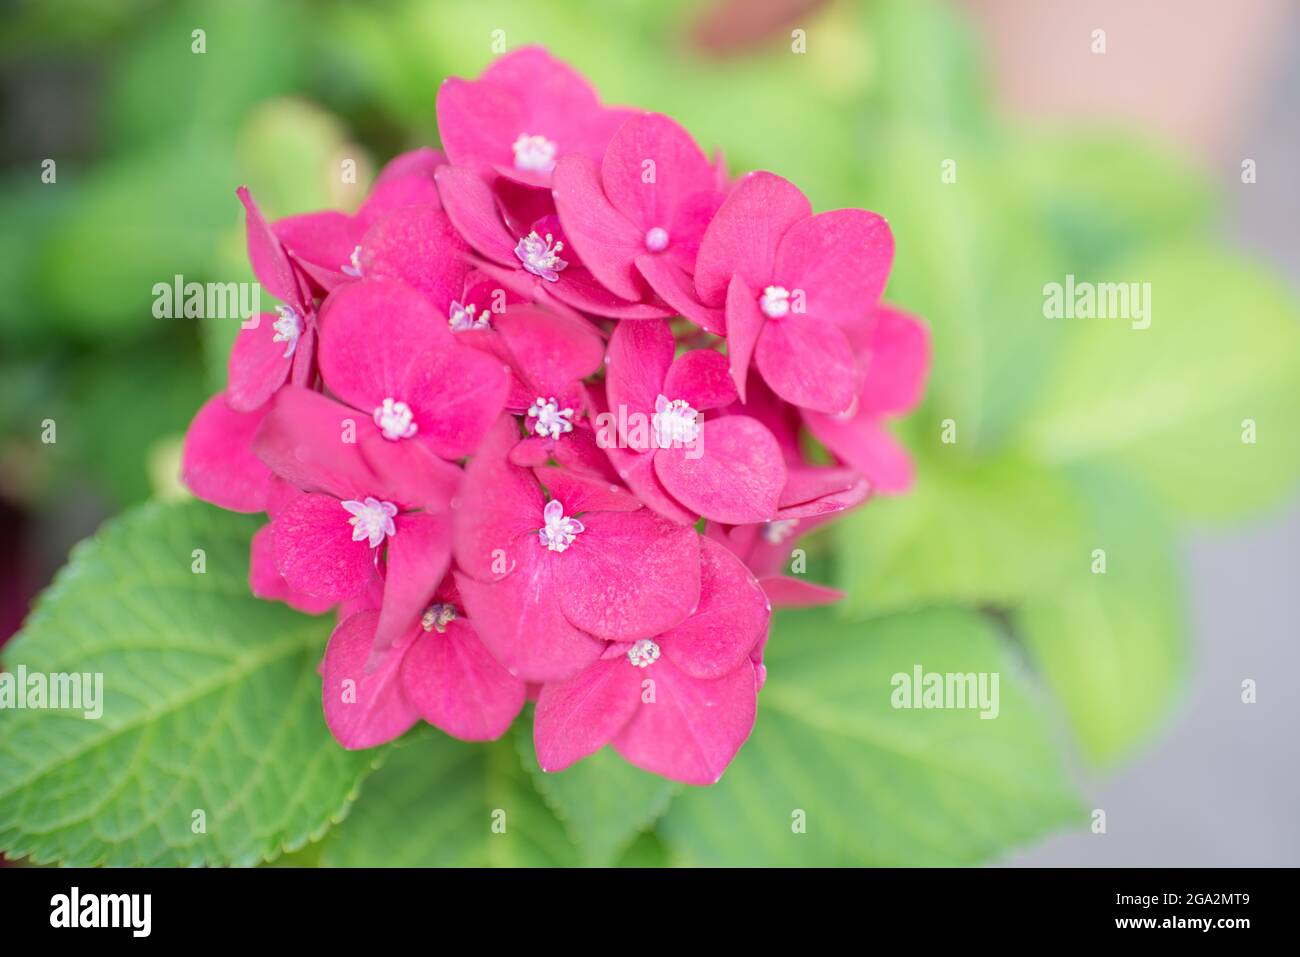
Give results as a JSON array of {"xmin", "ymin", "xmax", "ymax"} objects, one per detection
[
  {"xmin": 762, "ymin": 518, "xmax": 799, "ymax": 544},
  {"xmin": 627, "ymin": 639, "xmax": 661, "ymax": 668},
  {"xmin": 515, "ymin": 231, "xmax": 568, "ymax": 282},
  {"xmin": 512, "ymin": 133, "xmax": 558, "ymax": 173},
  {"xmin": 538, "ymin": 499, "xmax": 584, "ymax": 552},
  {"xmin": 341, "ymin": 245, "xmax": 363, "ymax": 278},
  {"xmin": 272, "ymin": 304, "xmax": 302, "ymax": 359},
  {"xmin": 760, "ymin": 285, "xmax": 791, "ymax": 319},
  {"xmin": 421, "ymin": 603, "xmax": 458, "ymax": 634},
  {"xmin": 342, "ymin": 497, "xmax": 398, "ymax": 549},
  {"xmin": 644, "ymin": 226, "xmax": 670, "ymax": 253},
  {"xmin": 651, "ymin": 394, "xmax": 701, "ymax": 447},
  {"xmin": 372, "ymin": 398, "xmax": 418, "ymax": 441},
  {"xmin": 448, "ymin": 299, "xmax": 489, "ymax": 332},
  {"xmin": 528, "ymin": 396, "xmax": 575, "ymax": 439}
]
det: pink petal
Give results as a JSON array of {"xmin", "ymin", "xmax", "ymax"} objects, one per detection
[
  {"xmin": 236, "ymin": 186, "xmax": 305, "ymax": 310},
  {"xmin": 356, "ymin": 175, "xmax": 443, "ymax": 228},
  {"xmin": 533, "ymin": 653, "xmax": 642, "ymax": 772},
  {"xmin": 601, "ymin": 112, "xmax": 715, "ymax": 236},
  {"xmin": 552, "ymin": 154, "xmax": 643, "ymax": 301},
  {"xmin": 755, "ymin": 313, "xmax": 857, "ymax": 414},
  {"xmin": 858, "ymin": 305, "xmax": 930, "ymax": 417},
  {"xmin": 773, "ymin": 209, "xmax": 893, "ymax": 328},
  {"xmin": 273, "ymin": 492, "xmax": 379, "ymax": 602},
  {"xmin": 654, "ymin": 415, "xmax": 786, "ymax": 524},
  {"xmin": 612, "ymin": 657, "xmax": 757, "ymax": 785},
  {"xmin": 635, "ymin": 253, "xmax": 725, "ymax": 334},
  {"xmin": 723, "ymin": 273, "xmax": 765, "ymax": 400},
  {"xmin": 455, "ymin": 557, "xmax": 605, "ymax": 683},
  {"xmin": 494, "ymin": 304, "xmax": 604, "ymax": 401},
  {"xmin": 451, "ymin": 415, "xmax": 545, "ymax": 581},
  {"xmin": 322, "ymin": 611, "xmax": 419, "ymax": 749},
  {"xmin": 436, "ymin": 76, "xmax": 523, "ymax": 175},
  {"xmin": 181, "ymin": 394, "xmax": 272, "ymax": 513},
  {"xmin": 274, "ymin": 210, "xmax": 357, "ymax": 291},
  {"xmin": 317, "ymin": 279, "xmax": 449, "ymax": 413},
  {"xmin": 249, "ymin": 524, "xmax": 335, "ymax": 614},
  {"xmin": 663, "ymin": 347, "xmax": 737, "ymax": 411},
  {"xmin": 603, "ymin": 443, "xmax": 698, "ymax": 525},
  {"xmin": 226, "ymin": 312, "xmax": 293, "ymax": 412},
  {"xmin": 660, "ymin": 536, "xmax": 769, "ymax": 680},
  {"xmin": 554, "ymin": 509, "xmax": 700, "ymax": 640},
  {"xmin": 400, "ymin": 618, "xmax": 526, "ymax": 741},
  {"xmin": 433, "ymin": 165, "xmax": 519, "ymax": 265},
  {"xmin": 694, "ymin": 171, "xmax": 810, "ymax": 306},
  {"xmin": 545, "ymin": 266, "xmax": 673, "ymax": 320},
  {"xmin": 776, "ymin": 473, "xmax": 870, "ymax": 520},
  {"xmin": 374, "ymin": 147, "xmax": 445, "ymax": 185},
  {"xmin": 400, "ymin": 342, "xmax": 509, "ymax": 460},
  {"xmin": 760, "ymin": 576, "xmax": 844, "ymax": 608},
  {"xmin": 534, "ymin": 465, "xmax": 640, "ymax": 514},
  {"xmin": 604, "ymin": 318, "xmax": 674, "ymax": 446},
  {"xmin": 359, "ymin": 205, "xmax": 472, "ymax": 315},
  {"xmin": 253, "ymin": 386, "xmax": 384, "ymax": 501},
  {"xmin": 802, "ymin": 412, "xmax": 916, "ymax": 494},
  {"xmin": 372, "ymin": 512, "xmax": 451, "ymax": 661}
]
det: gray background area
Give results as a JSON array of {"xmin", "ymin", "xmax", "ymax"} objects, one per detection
[{"xmin": 1008, "ymin": 22, "xmax": 1299, "ymax": 867}]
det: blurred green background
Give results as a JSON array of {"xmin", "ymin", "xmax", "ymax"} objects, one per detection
[{"xmin": 1, "ymin": 0, "xmax": 1297, "ymax": 866}]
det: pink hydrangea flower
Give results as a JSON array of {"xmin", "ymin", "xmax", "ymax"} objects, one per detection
[
  {"xmin": 694, "ymin": 171, "xmax": 895, "ymax": 414},
  {"xmin": 436, "ymin": 46, "xmax": 634, "ymax": 190},
  {"xmin": 533, "ymin": 536, "xmax": 768, "ymax": 784},
  {"xmin": 181, "ymin": 393, "xmax": 273, "ymax": 512},
  {"xmin": 602, "ymin": 318, "xmax": 786, "ymax": 524},
  {"xmin": 452, "ymin": 416, "xmax": 701, "ymax": 682},
  {"xmin": 552, "ymin": 112, "xmax": 725, "ymax": 327}
]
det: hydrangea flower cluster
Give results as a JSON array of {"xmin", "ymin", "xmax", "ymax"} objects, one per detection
[{"xmin": 181, "ymin": 47, "xmax": 929, "ymax": 785}]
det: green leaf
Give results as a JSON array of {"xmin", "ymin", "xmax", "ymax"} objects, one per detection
[
  {"xmin": 515, "ymin": 722, "xmax": 678, "ymax": 866},
  {"xmin": 835, "ymin": 456, "xmax": 1085, "ymax": 617},
  {"xmin": 0, "ymin": 501, "xmax": 379, "ymax": 866},
  {"xmin": 320, "ymin": 730, "xmax": 578, "ymax": 867},
  {"xmin": 1016, "ymin": 468, "xmax": 1186, "ymax": 764},
  {"xmin": 658, "ymin": 607, "xmax": 1082, "ymax": 865},
  {"xmin": 1021, "ymin": 245, "xmax": 1300, "ymax": 521}
]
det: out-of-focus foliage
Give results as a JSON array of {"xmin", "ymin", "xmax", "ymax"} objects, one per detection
[{"xmin": 2, "ymin": 0, "xmax": 1298, "ymax": 866}]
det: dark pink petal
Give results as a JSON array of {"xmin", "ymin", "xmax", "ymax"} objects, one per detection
[
  {"xmin": 274, "ymin": 210, "xmax": 357, "ymax": 291},
  {"xmin": 372, "ymin": 512, "xmax": 451, "ymax": 662},
  {"xmin": 433, "ymin": 165, "xmax": 519, "ymax": 265},
  {"xmin": 755, "ymin": 313, "xmax": 857, "ymax": 414},
  {"xmin": 552, "ymin": 154, "xmax": 643, "ymax": 301},
  {"xmin": 290, "ymin": 323, "xmax": 316, "ymax": 387},
  {"xmin": 455, "ymin": 557, "xmax": 605, "ymax": 682},
  {"xmin": 612, "ymin": 656, "xmax": 757, "ymax": 785},
  {"xmin": 359, "ymin": 205, "xmax": 472, "ymax": 316},
  {"xmin": 773, "ymin": 209, "xmax": 893, "ymax": 328},
  {"xmin": 317, "ymin": 280, "xmax": 449, "ymax": 413},
  {"xmin": 253, "ymin": 386, "xmax": 383, "ymax": 501},
  {"xmin": 226, "ymin": 312, "xmax": 293, "ymax": 412},
  {"xmin": 436, "ymin": 76, "xmax": 525, "ymax": 176},
  {"xmin": 236, "ymin": 186, "xmax": 304, "ymax": 310},
  {"xmin": 249, "ymin": 524, "xmax": 335, "ymax": 614},
  {"xmin": 723, "ymin": 274, "xmax": 765, "ymax": 400},
  {"xmin": 495, "ymin": 304, "xmax": 604, "ymax": 402},
  {"xmin": 356, "ymin": 431, "xmax": 463, "ymax": 513},
  {"xmin": 776, "ymin": 473, "xmax": 870, "ymax": 520},
  {"xmin": 779, "ymin": 465, "xmax": 862, "ymax": 509},
  {"xmin": 452, "ymin": 415, "xmax": 545, "ymax": 580},
  {"xmin": 694, "ymin": 171, "xmax": 810, "ymax": 306},
  {"xmin": 322, "ymin": 611, "xmax": 419, "ymax": 749},
  {"xmin": 534, "ymin": 654, "xmax": 642, "ymax": 772},
  {"xmin": 400, "ymin": 342, "xmax": 509, "ymax": 460},
  {"xmin": 181, "ymin": 394, "xmax": 272, "ymax": 513},
  {"xmin": 551, "ymin": 422, "xmax": 622, "ymax": 482},
  {"xmin": 601, "ymin": 112, "xmax": 715, "ymax": 235},
  {"xmin": 801, "ymin": 412, "xmax": 916, "ymax": 494},
  {"xmin": 374, "ymin": 147, "xmax": 445, "ymax": 185},
  {"xmin": 356, "ymin": 175, "xmax": 443, "ymax": 228},
  {"xmin": 660, "ymin": 536, "xmax": 769, "ymax": 680},
  {"xmin": 663, "ymin": 347, "xmax": 736, "ymax": 412},
  {"xmin": 636, "ymin": 253, "xmax": 725, "ymax": 334},
  {"xmin": 400, "ymin": 618, "xmax": 526, "ymax": 741},
  {"xmin": 545, "ymin": 267, "xmax": 673, "ymax": 320},
  {"xmin": 604, "ymin": 318, "xmax": 674, "ymax": 445},
  {"xmin": 654, "ymin": 415, "xmax": 785, "ymax": 524},
  {"xmin": 554, "ymin": 509, "xmax": 700, "ymax": 640},
  {"xmin": 273, "ymin": 492, "xmax": 379, "ymax": 601},
  {"xmin": 858, "ymin": 305, "xmax": 930, "ymax": 416},
  {"xmin": 603, "ymin": 443, "xmax": 697, "ymax": 525},
  {"xmin": 534, "ymin": 465, "xmax": 640, "ymax": 514},
  {"xmin": 760, "ymin": 576, "xmax": 844, "ymax": 608}
]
